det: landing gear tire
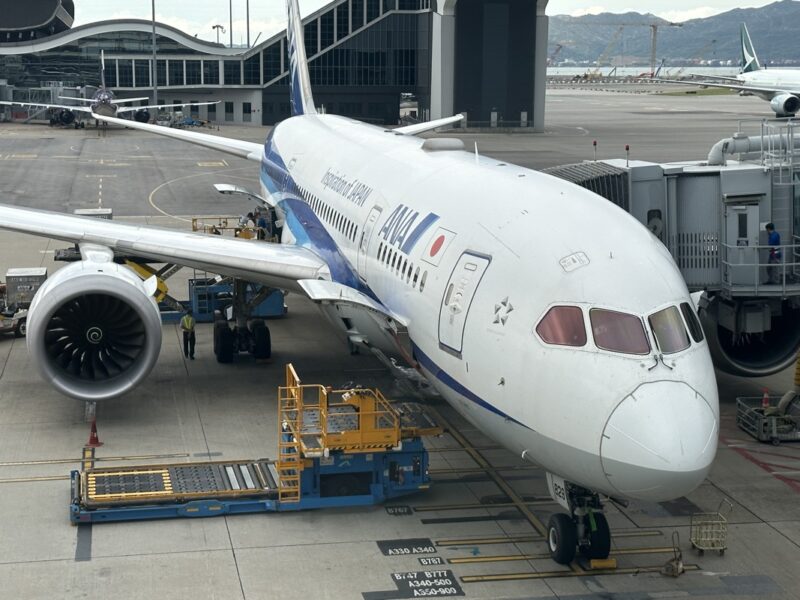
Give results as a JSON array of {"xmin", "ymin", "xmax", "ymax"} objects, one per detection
[
  {"xmin": 14, "ymin": 319, "xmax": 26, "ymax": 338},
  {"xmin": 216, "ymin": 325, "xmax": 235, "ymax": 363},
  {"xmin": 547, "ymin": 513, "xmax": 577, "ymax": 565},
  {"xmin": 579, "ymin": 512, "xmax": 611, "ymax": 560},
  {"xmin": 251, "ymin": 321, "xmax": 271, "ymax": 359}
]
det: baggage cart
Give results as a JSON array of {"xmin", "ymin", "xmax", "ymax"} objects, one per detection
[
  {"xmin": 736, "ymin": 395, "xmax": 800, "ymax": 445},
  {"xmin": 689, "ymin": 499, "xmax": 733, "ymax": 556}
]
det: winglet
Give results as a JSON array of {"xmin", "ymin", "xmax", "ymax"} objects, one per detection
[
  {"xmin": 741, "ymin": 23, "xmax": 761, "ymax": 73},
  {"xmin": 287, "ymin": 0, "xmax": 316, "ymax": 116}
]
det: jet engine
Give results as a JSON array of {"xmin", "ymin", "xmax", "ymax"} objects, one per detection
[
  {"xmin": 26, "ymin": 257, "xmax": 162, "ymax": 402},
  {"xmin": 699, "ymin": 295, "xmax": 800, "ymax": 377},
  {"xmin": 134, "ymin": 109, "xmax": 150, "ymax": 123},
  {"xmin": 57, "ymin": 109, "xmax": 75, "ymax": 125},
  {"xmin": 770, "ymin": 93, "xmax": 800, "ymax": 117}
]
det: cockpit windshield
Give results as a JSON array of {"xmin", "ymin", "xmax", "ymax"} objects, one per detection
[
  {"xmin": 648, "ymin": 306, "xmax": 690, "ymax": 354},
  {"xmin": 536, "ymin": 306, "xmax": 586, "ymax": 347},
  {"xmin": 589, "ymin": 309, "xmax": 650, "ymax": 355}
]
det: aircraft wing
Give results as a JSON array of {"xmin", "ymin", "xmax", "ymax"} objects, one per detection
[
  {"xmin": 0, "ymin": 100, "xmax": 92, "ymax": 113},
  {"xmin": 394, "ymin": 114, "xmax": 464, "ymax": 135},
  {"xmin": 116, "ymin": 101, "xmax": 221, "ymax": 113},
  {"xmin": 91, "ymin": 112, "xmax": 263, "ymax": 162},
  {"xmin": 0, "ymin": 203, "xmax": 328, "ymax": 293},
  {"xmin": 656, "ymin": 78, "xmax": 797, "ymax": 96}
]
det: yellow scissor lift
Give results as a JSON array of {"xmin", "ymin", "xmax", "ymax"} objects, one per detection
[{"xmin": 70, "ymin": 364, "xmax": 440, "ymax": 523}]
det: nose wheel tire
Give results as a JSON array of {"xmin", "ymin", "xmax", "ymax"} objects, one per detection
[
  {"xmin": 547, "ymin": 513, "xmax": 578, "ymax": 565},
  {"xmin": 579, "ymin": 512, "xmax": 611, "ymax": 560}
]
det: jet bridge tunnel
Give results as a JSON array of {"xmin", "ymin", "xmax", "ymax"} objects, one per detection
[{"xmin": 544, "ymin": 128, "xmax": 800, "ymax": 378}]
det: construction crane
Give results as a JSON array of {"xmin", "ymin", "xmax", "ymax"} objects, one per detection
[
  {"xmin": 547, "ymin": 43, "xmax": 564, "ymax": 67},
  {"xmin": 586, "ymin": 26, "xmax": 624, "ymax": 78},
  {"xmin": 584, "ymin": 20, "xmax": 683, "ymax": 77}
]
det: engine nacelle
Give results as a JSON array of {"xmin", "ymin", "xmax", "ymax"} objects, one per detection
[
  {"xmin": 27, "ymin": 259, "xmax": 162, "ymax": 401},
  {"xmin": 58, "ymin": 109, "xmax": 75, "ymax": 125},
  {"xmin": 134, "ymin": 109, "xmax": 150, "ymax": 123},
  {"xmin": 699, "ymin": 296, "xmax": 800, "ymax": 377},
  {"xmin": 770, "ymin": 93, "xmax": 800, "ymax": 117}
]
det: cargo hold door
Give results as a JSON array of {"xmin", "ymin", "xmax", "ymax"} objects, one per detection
[{"xmin": 438, "ymin": 252, "xmax": 491, "ymax": 357}]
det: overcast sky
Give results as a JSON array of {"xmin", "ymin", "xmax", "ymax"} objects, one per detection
[{"xmin": 72, "ymin": 1, "xmax": 775, "ymax": 44}]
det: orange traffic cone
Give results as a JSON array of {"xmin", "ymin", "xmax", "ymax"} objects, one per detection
[
  {"xmin": 761, "ymin": 389, "xmax": 770, "ymax": 410},
  {"xmin": 87, "ymin": 418, "xmax": 103, "ymax": 448}
]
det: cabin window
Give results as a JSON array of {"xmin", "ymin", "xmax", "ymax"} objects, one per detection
[
  {"xmin": 536, "ymin": 306, "xmax": 586, "ymax": 347},
  {"xmin": 419, "ymin": 271, "xmax": 427, "ymax": 292},
  {"xmin": 412, "ymin": 266, "xmax": 420, "ymax": 287},
  {"xmin": 681, "ymin": 302, "xmax": 704, "ymax": 343},
  {"xmin": 649, "ymin": 306, "xmax": 690, "ymax": 354},
  {"xmin": 590, "ymin": 309, "xmax": 650, "ymax": 355}
]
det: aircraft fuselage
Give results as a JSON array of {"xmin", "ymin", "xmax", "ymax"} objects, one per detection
[{"xmin": 260, "ymin": 114, "xmax": 720, "ymax": 503}]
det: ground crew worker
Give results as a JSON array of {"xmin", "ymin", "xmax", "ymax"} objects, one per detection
[{"xmin": 181, "ymin": 309, "xmax": 196, "ymax": 360}]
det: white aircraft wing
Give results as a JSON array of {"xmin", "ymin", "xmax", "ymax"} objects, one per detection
[
  {"xmin": 91, "ymin": 112, "xmax": 263, "ymax": 162},
  {"xmin": 0, "ymin": 100, "xmax": 92, "ymax": 113},
  {"xmin": 394, "ymin": 114, "xmax": 464, "ymax": 135},
  {"xmin": 114, "ymin": 97, "xmax": 157, "ymax": 105},
  {"xmin": 116, "ymin": 101, "xmax": 220, "ymax": 113},
  {"xmin": 0, "ymin": 203, "xmax": 327, "ymax": 292},
  {"xmin": 656, "ymin": 78, "xmax": 799, "ymax": 96}
]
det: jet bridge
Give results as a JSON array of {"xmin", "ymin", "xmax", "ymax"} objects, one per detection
[{"xmin": 544, "ymin": 119, "xmax": 800, "ymax": 377}]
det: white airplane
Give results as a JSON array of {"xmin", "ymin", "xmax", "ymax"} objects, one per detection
[
  {"xmin": 0, "ymin": 51, "xmax": 217, "ymax": 126},
  {"xmin": 660, "ymin": 24, "xmax": 800, "ymax": 117},
  {"xmin": 0, "ymin": 0, "xmax": 719, "ymax": 564}
]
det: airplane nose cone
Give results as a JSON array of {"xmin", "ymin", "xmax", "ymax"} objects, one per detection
[{"xmin": 600, "ymin": 381, "xmax": 717, "ymax": 501}]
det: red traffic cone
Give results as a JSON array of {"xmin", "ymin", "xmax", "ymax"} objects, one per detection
[
  {"xmin": 87, "ymin": 418, "xmax": 103, "ymax": 448},
  {"xmin": 761, "ymin": 389, "xmax": 770, "ymax": 410}
]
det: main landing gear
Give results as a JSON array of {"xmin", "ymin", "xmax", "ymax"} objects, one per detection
[{"xmin": 545, "ymin": 476, "xmax": 611, "ymax": 565}]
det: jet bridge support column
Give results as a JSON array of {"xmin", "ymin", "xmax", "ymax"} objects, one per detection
[
  {"xmin": 430, "ymin": 1, "xmax": 456, "ymax": 121},
  {"xmin": 532, "ymin": 0, "xmax": 549, "ymax": 132}
]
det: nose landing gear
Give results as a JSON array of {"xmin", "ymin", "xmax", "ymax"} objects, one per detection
[{"xmin": 545, "ymin": 474, "xmax": 612, "ymax": 565}]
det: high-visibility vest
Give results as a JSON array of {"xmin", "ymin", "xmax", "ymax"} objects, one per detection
[{"xmin": 181, "ymin": 315, "xmax": 195, "ymax": 331}]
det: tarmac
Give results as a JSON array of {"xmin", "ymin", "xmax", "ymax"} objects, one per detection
[{"xmin": 0, "ymin": 88, "xmax": 798, "ymax": 599}]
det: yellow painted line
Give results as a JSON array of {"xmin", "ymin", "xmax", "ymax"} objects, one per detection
[
  {"xmin": 428, "ymin": 408, "xmax": 548, "ymax": 537},
  {"xmin": 435, "ymin": 530, "xmax": 663, "ymax": 547},
  {"xmin": 0, "ymin": 475, "xmax": 69, "ymax": 484},
  {"xmin": 450, "ymin": 547, "xmax": 677, "ymax": 564},
  {"xmin": 413, "ymin": 500, "xmax": 554, "ymax": 512},
  {"xmin": 461, "ymin": 564, "xmax": 700, "ymax": 583},
  {"xmin": 430, "ymin": 466, "xmax": 539, "ymax": 474},
  {"xmin": 0, "ymin": 453, "xmax": 189, "ymax": 467}
]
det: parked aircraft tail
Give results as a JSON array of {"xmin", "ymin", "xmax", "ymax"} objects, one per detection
[
  {"xmin": 741, "ymin": 23, "xmax": 761, "ymax": 73},
  {"xmin": 100, "ymin": 49, "xmax": 107, "ymax": 88},
  {"xmin": 286, "ymin": 0, "xmax": 316, "ymax": 116}
]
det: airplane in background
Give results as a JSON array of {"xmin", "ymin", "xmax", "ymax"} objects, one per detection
[
  {"xmin": 0, "ymin": 0, "xmax": 719, "ymax": 565},
  {"xmin": 659, "ymin": 23, "xmax": 800, "ymax": 117},
  {"xmin": 0, "ymin": 51, "xmax": 217, "ymax": 127}
]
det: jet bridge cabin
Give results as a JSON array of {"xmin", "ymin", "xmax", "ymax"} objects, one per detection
[{"xmin": 544, "ymin": 120, "xmax": 800, "ymax": 378}]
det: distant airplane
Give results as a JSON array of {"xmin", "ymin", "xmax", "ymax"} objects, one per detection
[
  {"xmin": 659, "ymin": 24, "xmax": 800, "ymax": 117},
  {"xmin": 0, "ymin": 51, "xmax": 217, "ymax": 127},
  {"xmin": 0, "ymin": 0, "xmax": 719, "ymax": 565}
]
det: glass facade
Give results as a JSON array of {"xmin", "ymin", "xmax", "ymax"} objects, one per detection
[{"xmin": 0, "ymin": 1, "xmax": 437, "ymax": 125}]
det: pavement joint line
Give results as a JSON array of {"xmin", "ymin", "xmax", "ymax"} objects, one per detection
[{"xmin": 460, "ymin": 564, "xmax": 701, "ymax": 583}]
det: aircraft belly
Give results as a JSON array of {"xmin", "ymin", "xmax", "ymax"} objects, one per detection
[{"xmin": 420, "ymin": 364, "xmax": 613, "ymax": 497}]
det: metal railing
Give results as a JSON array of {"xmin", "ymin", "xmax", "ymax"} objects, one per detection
[{"xmin": 720, "ymin": 240, "xmax": 800, "ymax": 295}]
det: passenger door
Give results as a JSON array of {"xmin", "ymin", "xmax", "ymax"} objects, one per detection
[
  {"xmin": 438, "ymin": 252, "xmax": 491, "ymax": 356},
  {"xmin": 358, "ymin": 205, "xmax": 382, "ymax": 280}
]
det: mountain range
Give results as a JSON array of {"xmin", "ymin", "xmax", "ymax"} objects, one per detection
[{"xmin": 548, "ymin": 0, "xmax": 800, "ymax": 66}]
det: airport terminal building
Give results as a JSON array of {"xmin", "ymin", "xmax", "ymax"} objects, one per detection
[{"xmin": 0, "ymin": 0, "xmax": 548, "ymax": 129}]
